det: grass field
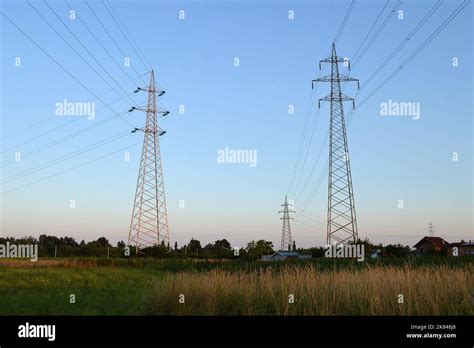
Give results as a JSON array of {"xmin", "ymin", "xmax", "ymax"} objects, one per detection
[{"xmin": 0, "ymin": 257, "xmax": 472, "ymax": 315}]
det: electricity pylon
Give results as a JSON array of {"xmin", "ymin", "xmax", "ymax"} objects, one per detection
[
  {"xmin": 428, "ymin": 221, "xmax": 435, "ymax": 237},
  {"xmin": 127, "ymin": 70, "xmax": 170, "ymax": 254},
  {"xmin": 313, "ymin": 43, "xmax": 359, "ymax": 245},
  {"xmin": 279, "ymin": 196, "xmax": 295, "ymax": 251}
]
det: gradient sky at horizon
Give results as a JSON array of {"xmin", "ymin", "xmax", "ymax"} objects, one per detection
[{"xmin": 0, "ymin": 0, "xmax": 472, "ymax": 248}]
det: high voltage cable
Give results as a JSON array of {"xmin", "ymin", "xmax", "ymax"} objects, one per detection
[
  {"xmin": 0, "ymin": 92, "xmax": 137, "ymax": 155},
  {"xmin": 293, "ymin": 131, "xmax": 328, "ymax": 203},
  {"xmin": 101, "ymin": 0, "xmax": 168, "ymax": 109},
  {"xmin": 0, "ymin": 141, "xmax": 142, "ymax": 195},
  {"xmin": 27, "ymin": 1, "xmax": 136, "ymax": 109},
  {"xmin": 363, "ymin": 0, "xmax": 444, "ymax": 87},
  {"xmin": 358, "ymin": 0, "xmax": 470, "ymax": 108},
  {"xmin": 293, "ymin": 218, "xmax": 321, "ymax": 230},
  {"xmin": 102, "ymin": 0, "xmax": 151, "ymax": 72},
  {"xmin": 84, "ymin": 0, "xmax": 146, "ymax": 85},
  {"xmin": 334, "ymin": 0, "xmax": 356, "ymax": 43},
  {"xmin": 286, "ymin": 88, "xmax": 315, "ymax": 195},
  {"xmin": 64, "ymin": 0, "xmax": 142, "ymax": 87},
  {"xmin": 350, "ymin": 0, "xmax": 390, "ymax": 66},
  {"xmin": 1, "ymin": 130, "xmax": 131, "ymax": 184},
  {"xmin": 0, "ymin": 73, "xmax": 147, "ymax": 143},
  {"xmin": 346, "ymin": 0, "xmax": 444, "ymax": 125},
  {"xmin": 295, "ymin": 212, "xmax": 325, "ymax": 225},
  {"xmin": 0, "ymin": 106, "xmax": 142, "ymax": 168},
  {"xmin": 290, "ymin": 86, "xmax": 324, "ymax": 198},
  {"xmin": 352, "ymin": 0, "xmax": 403, "ymax": 66},
  {"xmin": 0, "ymin": 11, "xmax": 135, "ymax": 129},
  {"xmin": 301, "ymin": 161, "xmax": 327, "ymax": 211},
  {"xmin": 43, "ymin": 0, "xmax": 139, "ymax": 106},
  {"xmin": 287, "ymin": 62, "xmax": 328, "ymax": 198}
]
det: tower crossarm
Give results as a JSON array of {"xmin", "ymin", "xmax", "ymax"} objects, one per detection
[
  {"xmin": 312, "ymin": 74, "xmax": 359, "ymax": 89},
  {"xmin": 319, "ymin": 55, "xmax": 346, "ymax": 69},
  {"xmin": 128, "ymin": 106, "xmax": 170, "ymax": 116},
  {"xmin": 318, "ymin": 93, "xmax": 355, "ymax": 109}
]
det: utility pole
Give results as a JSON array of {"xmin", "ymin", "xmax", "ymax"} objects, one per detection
[
  {"xmin": 127, "ymin": 70, "xmax": 170, "ymax": 254},
  {"xmin": 279, "ymin": 196, "xmax": 295, "ymax": 251},
  {"xmin": 428, "ymin": 221, "xmax": 435, "ymax": 237},
  {"xmin": 313, "ymin": 43, "xmax": 359, "ymax": 245}
]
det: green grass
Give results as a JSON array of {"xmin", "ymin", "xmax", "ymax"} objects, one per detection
[
  {"xmin": 0, "ymin": 257, "xmax": 472, "ymax": 315},
  {"xmin": 0, "ymin": 267, "xmax": 163, "ymax": 315}
]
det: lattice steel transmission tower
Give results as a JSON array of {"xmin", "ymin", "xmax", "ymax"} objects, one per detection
[
  {"xmin": 313, "ymin": 43, "xmax": 359, "ymax": 245},
  {"xmin": 427, "ymin": 221, "xmax": 435, "ymax": 237},
  {"xmin": 279, "ymin": 196, "xmax": 295, "ymax": 251},
  {"xmin": 128, "ymin": 70, "xmax": 170, "ymax": 254}
]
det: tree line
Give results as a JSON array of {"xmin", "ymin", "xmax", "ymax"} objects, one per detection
[{"xmin": 0, "ymin": 235, "xmax": 415, "ymax": 259}]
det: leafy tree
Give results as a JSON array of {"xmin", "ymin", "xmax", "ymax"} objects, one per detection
[
  {"xmin": 209, "ymin": 239, "xmax": 233, "ymax": 258},
  {"xmin": 96, "ymin": 237, "xmax": 110, "ymax": 247},
  {"xmin": 141, "ymin": 244, "xmax": 169, "ymax": 258},
  {"xmin": 188, "ymin": 238, "xmax": 202, "ymax": 254},
  {"xmin": 384, "ymin": 244, "xmax": 411, "ymax": 257},
  {"xmin": 245, "ymin": 240, "xmax": 274, "ymax": 260}
]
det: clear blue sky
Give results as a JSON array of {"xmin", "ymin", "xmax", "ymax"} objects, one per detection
[{"xmin": 1, "ymin": 0, "xmax": 472, "ymax": 248}]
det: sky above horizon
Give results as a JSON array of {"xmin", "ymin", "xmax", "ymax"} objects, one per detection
[{"xmin": 0, "ymin": 0, "xmax": 472, "ymax": 249}]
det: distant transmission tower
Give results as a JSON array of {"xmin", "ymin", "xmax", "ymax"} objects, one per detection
[
  {"xmin": 279, "ymin": 196, "xmax": 295, "ymax": 251},
  {"xmin": 128, "ymin": 70, "xmax": 170, "ymax": 254},
  {"xmin": 427, "ymin": 221, "xmax": 435, "ymax": 237},
  {"xmin": 313, "ymin": 43, "xmax": 359, "ymax": 245}
]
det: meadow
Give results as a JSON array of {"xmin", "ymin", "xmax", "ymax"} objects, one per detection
[{"xmin": 0, "ymin": 257, "xmax": 472, "ymax": 315}]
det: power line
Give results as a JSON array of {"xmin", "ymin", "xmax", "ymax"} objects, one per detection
[
  {"xmin": 295, "ymin": 212, "xmax": 325, "ymax": 226},
  {"xmin": 293, "ymin": 218, "xmax": 320, "ymax": 230},
  {"xmin": 363, "ymin": 0, "xmax": 444, "ymax": 87},
  {"xmin": 287, "ymin": 55, "xmax": 329, "ymax": 197},
  {"xmin": 1, "ymin": 91, "xmax": 137, "ymax": 155},
  {"xmin": 64, "ymin": 0, "xmax": 143, "ymax": 87},
  {"xmin": 286, "ymin": 88, "xmax": 315, "ymax": 195},
  {"xmin": 0, "ymin": 141, "xmax": 141, "ymax": 195},
  {"xmin": 301, "ymin": 161, "xmax": 327, "ymax": 212},
  {"xmin": 1, "ymin": 130, "xmax": 131, "ymax": 184},
  {"xmin": 352, "ymin": 0, "xmax": 403, "ymax": 67},
  {"xmin": 293, "ymin": 131, "xmax": 328, "ymax": 203},
  {"xmin": 43, "ymin": 0, "xmax": 138, "ymax": 106},
  {"xmin": 26, "ymin": 0, "xmax": 135, "ymax": 110},
  {"xmin": 358, "ymin": 0, "xmax": 470, "ymax": 108},
  {"xmin": 0, "ymin": 10, "xmax": 135, "ymax": 129},
  {"xmin": 0, "ymin": 73, "xmax": 147, "ymax": 143},
  {"xmin": 350, "ymin": 0, "xmax": 390, "ymax": 65},
  {"xmin": 334, "ymin": 0, "xmax": 356, "ymax": 43},
  {"xmin": 289, "ymin": 82, "xmax": 323, "ymax": 197},
  {"xmin": 1, "ymin": 106, "xmax": 142, "ymax": 168},
  {"xmin": 102, "ymin": 0, "xmax": 151, "ymax": 72},
  {"xmin": 84, "ymin": 0, "xmax": 146, "ymax": 85}
]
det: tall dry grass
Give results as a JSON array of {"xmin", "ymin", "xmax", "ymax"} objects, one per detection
[{"xmin": 151, "ymin": 265, "xmax": 473, "ymax": 315}]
